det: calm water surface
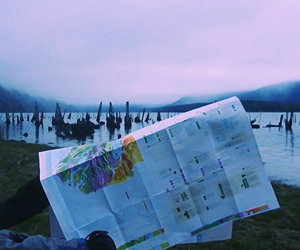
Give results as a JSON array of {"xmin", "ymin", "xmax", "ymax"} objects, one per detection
[
  {"xmin": 1, "ymin": 112, "xmax": 299, "ymax": 186},
  {"xmin": 250, "ymin": 112, "xmax": 300, "ymax": 186}
]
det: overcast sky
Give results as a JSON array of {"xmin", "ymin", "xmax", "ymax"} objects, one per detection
[{"xmin": 1, "ymin": 1, "xmax": 300, "ymax": 105}]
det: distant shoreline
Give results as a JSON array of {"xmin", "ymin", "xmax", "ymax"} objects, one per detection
[
  {"xmin": 1, "ymin": 99, "xmax": 300, "ymax": 113},
  {"xmin": 155, "ymin": 100, "xmax": 300, "ymax": 113}
]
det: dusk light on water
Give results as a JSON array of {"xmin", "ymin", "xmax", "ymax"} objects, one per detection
[{"xmin": 1, "ymin": 111, "xmax": 299, "ymax": 187}]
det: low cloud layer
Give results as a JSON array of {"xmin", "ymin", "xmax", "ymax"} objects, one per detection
[{"xmin": 1, "ymin": 1, "xmax": 300, "ymax": 105}]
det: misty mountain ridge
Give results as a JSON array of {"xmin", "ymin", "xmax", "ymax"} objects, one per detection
[
  {"xmin": 1, "ymin": 80, "xmax": 300, "ymax": 113},
  {"xmin": 0, "ymin": 84, "xmax": 80, "ymax": 113},
  {"xmin": 0, "ymin": 84, "xmax": 155, "ymax": 113},
  {"xmin": 171, "ymin": 80, "xmax": 300, "ymax": 106}
]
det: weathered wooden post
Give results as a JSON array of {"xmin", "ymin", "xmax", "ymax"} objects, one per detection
[
  {"xmin": 40, "ymin": 111, "xmax": 44, "ymax": 125},
  {"xmin": 19, "ymin": 104, "xmax": 24, "ymax": 122},
  {"xmin": 52, "ymin": 103, "xmax": 64, "ymax": 126},
  {"xmin": 279, "ymin": 114, "xmax": 283, "ymax": 127},
  {"xmin": 134, "ymin": 112, "xmax": 141, "ymax": 123},
  {"xmin": 116, "ymin": 112, "xmax": 122, "ymax": 124},
  {"xmin": 31, "ymin": 102, "xmax": 38, "ymax": 124},
  {"xmin": 5, "ymin": 113, "xmax": 10, "ymax": 124},
  {"xmin": 62, "ymin": 109, "xmax": 67, "ymax": 119},
  {"xmin": 109, "ymin": 102, "xmax": 114, "ymax": 116},
  {"xmin": 5, "ymin": 104, "xmax": 11, "ymax": 125},
  {"xmin": 285, "ymin": 112, "xmax": 293, "ymax": 130},
  {"xmin": 288, "ymin": 112, "xmax": 293, "ymax": 130},
  {"xmin": 145, "ymin": 112, "xmax": 150, "ymax": 122},
  {"xmin": 106, "ymin": 102, "xmax": 116, "ymax": 128},
  {"xmin": 157, "ymin": 112, "xmax": 162, "ymax": 122},
  {"xmin": 141, "ymin": 108, "xmax": 146, "ymax": 122},
  {"xmin": 34, "ymin": 102, "xmax": 40, "ymax": 126},
  {"xmin": 12, "ymin": 107, "xmax": 15, "ymax": 124},
  {"xmin": 96, "ymin": 101, "xmax": 103, "ymax": 123},
  {"xmin": 124, "ymin": 101, "xmax": 132, "ymax": 129},
  {"xmin": 85, "ymin": 112, "xmax": 90, "ymax": 122}
]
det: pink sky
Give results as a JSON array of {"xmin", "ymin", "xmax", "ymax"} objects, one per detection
[{"xmin": 1, "ymin": 1, "xmax": 300, "ymax": 105}]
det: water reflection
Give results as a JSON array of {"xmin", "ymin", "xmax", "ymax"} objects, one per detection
[
  {"xmin": 285, "ymin": 129, "xmax": 294, "ymax": 156},
  {"xmin": 108, "ymin": 127, "xmax": 116, "ymax": 140},
  {"xmin": 5, "ymin": 124, "xmax": 9, "ymax": 140},
  {"xmin": 40, "ymin": 124, "xmax": 45, "ymax": 142},
  {"xmin": 76, "ymin": 137, "xmax": 87, "ymax": 145},
  {"xmin": 19, "ymin": 122, "xmax": 23, "ymax": 138},
  {"xmin": 12, "ymin": 123, "xmax": 16, "ymax": 138},
  {"xmin": 35, "ymin": 125, "xmax": 39, "ymax": 144},
  {"xmin": 107, "ymin": 127, "xmax": 123, "ymax": 141},
  {"xmin": 125, "ymin": 128, "xmax": 132, "ymax": 135}
]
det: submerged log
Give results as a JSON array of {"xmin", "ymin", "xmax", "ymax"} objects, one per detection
[
  {"xmin": 71, "ymin": 120, "xmax": 95, "ymax": 138},
  {"xmin": 250, "ymin": 119, "xmax": 260, "ymax": 129},
  {"xmin": 55, "ymin": 118, "xmax": 95, "ymax": 139},
  {"xmin": 134, "ymin": 112, "xmax": 141, "ymax": 123},
  {"xmin": 265, "ymin": 123, "xmax": 280, "ymax": 128},
  {"xmin": 250, "ymin": 120, "xmax": 260, "ymax": 129},
  {"xmin": 249, "ymin": 113, "xmax": 260, "ymax": 129},
  {"xmin": 265, "ymin": 114, "xmax": 283, "ymax": 129}
]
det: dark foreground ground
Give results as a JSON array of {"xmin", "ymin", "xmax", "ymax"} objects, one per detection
[{"xmin": 1, "ymin": 140, "xmax": 300, "ymax": 250}]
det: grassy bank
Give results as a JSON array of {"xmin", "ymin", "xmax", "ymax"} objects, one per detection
[{"xmin": 1, "ymin": 140, "xmax": 300, "ymax": 249}]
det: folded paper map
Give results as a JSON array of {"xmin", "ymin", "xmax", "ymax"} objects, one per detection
[{"xmin": 39, "ymin": 96, "xmax": 279, "ymax": 250}]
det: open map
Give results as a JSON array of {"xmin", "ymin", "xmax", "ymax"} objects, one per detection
[{"xmin": 39, "ymin": 96, "xmax": 279, "ymax": 250}]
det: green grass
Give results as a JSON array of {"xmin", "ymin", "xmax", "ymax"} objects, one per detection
[
  {"xmin": 1, "ymin": 140, "xmax": 300, "ymax": 249},
  {"xmin": 0, "ymin": 140, "xmax": 57, "ymax": 236}
]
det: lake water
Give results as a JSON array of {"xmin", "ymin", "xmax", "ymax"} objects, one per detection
[{"xmin": 1, "ymin": 111, "xmax": 299, "ymax": 186}]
